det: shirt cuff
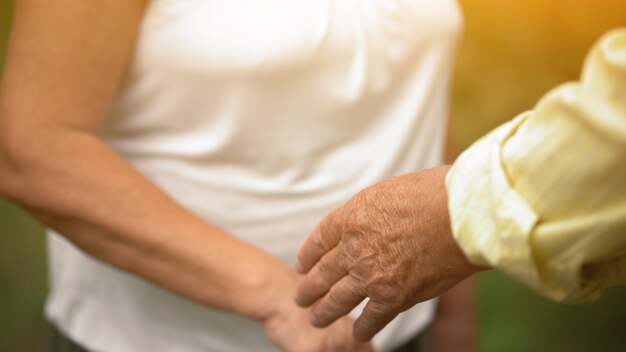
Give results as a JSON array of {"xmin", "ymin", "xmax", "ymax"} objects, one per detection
[{"xmin": 445, "ymin": 113, "xmax": 544, "ymax": 296}]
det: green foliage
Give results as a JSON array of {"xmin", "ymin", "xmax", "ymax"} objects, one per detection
[
  {"xmin": 0, "ymin": 0, "xmax": 12, "ymax": 71},
  {"xmin": 0, "ymin": 200, "xmax": 46, "ymax": 352},
  {"xmin": 478, "ymin": 272, "xmax": 626, "ymax": 352}
]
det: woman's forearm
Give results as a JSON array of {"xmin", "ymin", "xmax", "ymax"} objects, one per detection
[
  {"xmin": 0, "ymin": 128, "xmax": 293, "ymax": 322},
  {"xmin": 0, "ymin": 0, "xmax": 295, "ymax": 325}
]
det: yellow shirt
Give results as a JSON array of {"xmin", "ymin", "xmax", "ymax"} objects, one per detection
[{"xmin": 446, "ymin": 29, "xmax": 626, "ymax": 303}]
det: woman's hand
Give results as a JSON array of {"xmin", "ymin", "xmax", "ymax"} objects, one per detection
[
  {"xmin": 294, "ymin": 166, "xmax": 485, "ymax": 342},
  {"xmin": 257, "ymin": 270, "xmax": 373, "ymax": 352}
]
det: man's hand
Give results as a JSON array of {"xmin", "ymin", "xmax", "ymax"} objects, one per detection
[{"xmin": 295, "ymin": 166, "xmax": 485, "ymax": 342}]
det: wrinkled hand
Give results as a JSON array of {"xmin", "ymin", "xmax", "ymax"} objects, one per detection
[
  {"xmin": 295, "ymin": 166, "xmax": 484, "ymax": 342},
  {"xmin": 262, "ymin": 282, "xmax": 373, "ymax": 352}
]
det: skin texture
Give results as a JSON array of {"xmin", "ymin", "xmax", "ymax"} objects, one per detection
[
  {"xmin": 295, "ymin": 166, "xmax": 486, "ymax": 342},
  {"xmin": 0, "ymin": 1, "xmax": 371, "ymax": 351}
]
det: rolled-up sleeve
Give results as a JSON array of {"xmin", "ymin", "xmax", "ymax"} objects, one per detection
[{"xmin": 446, "ymin": 29, "xmax": 626, "ymax": 303}]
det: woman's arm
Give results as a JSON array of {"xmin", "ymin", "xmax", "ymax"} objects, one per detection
[
  {"xmin": 0, "ymin": 2, "xmax": 368, "ymax": 350},
  {"xmin": 0, "ymin": 0, "xmax": 284, "ymax": 321}
]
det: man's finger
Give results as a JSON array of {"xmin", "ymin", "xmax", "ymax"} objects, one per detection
[
  {"xmin": 352, "ymin": 300, "xmax": 399, "ymax": 342},
  {"xmin": 295, "ymin": 244, "xmax": 349, "ymax": 307},
  {"xmin": 296, "ymin": 211, "xmax": 342, "ymax": 274},
  {"xmin": 309, "ymin": 274, "xmax": 366, "ymax": 328}
]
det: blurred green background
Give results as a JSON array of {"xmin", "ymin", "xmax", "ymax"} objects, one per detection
[{"xmin": 0, "ymin": 0, "xmax": 625, "ymax": 351}]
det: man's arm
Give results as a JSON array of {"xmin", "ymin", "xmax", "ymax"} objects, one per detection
[
  {"xmin": 295, "ymin": 165, "xmax": 485, "ymax": 341},
  {"xmin": 294, "ymin": 29, "xmax": 626, "ymax": 341},
  {"xmin": 446, "ymin": 28, "xmax": 626, "ymax": 303}
]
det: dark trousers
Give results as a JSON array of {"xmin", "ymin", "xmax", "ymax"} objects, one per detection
[
  {"xmin": 47, "ymin": 325, "xmax": 88, "ymax": 352},
  {"xmin": 48, "ymin": 324, "xmax": 429, "ymax": 352}
]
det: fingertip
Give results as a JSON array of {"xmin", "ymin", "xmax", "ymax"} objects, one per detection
[
  {"xmin": 308, "ymin": 309, "xmax": 332, "ymax": 328},
  {"xmin": 308, "ymin": 312, "xmax": 321, "ymax": 327},
  {"xmin": 353, "ymin": 301, "xmax": 397, "ymax": 343},
  {"xmin": 293, "ymin": 288, "xmax": 309, "ymax": 308},
  {"xmin": 294, "ymin": 278, "xmax": 319, "ymax": 308}
]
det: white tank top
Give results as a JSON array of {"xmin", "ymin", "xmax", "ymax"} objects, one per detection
[{"xmin": 46, "ymin": 1, "xmax": 463, "ymax": 351}]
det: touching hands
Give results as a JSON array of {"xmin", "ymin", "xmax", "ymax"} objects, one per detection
[
  {"xmin": 263, "ymin": 296, "xmax": 373, "ymax": 352},
  {"xmin": 260, "ymin": 273, "xmax": 373, "ymax": 352},
  {"xmin": 294, "ymin": 166, "xmax": 484, "ymax": 342}
]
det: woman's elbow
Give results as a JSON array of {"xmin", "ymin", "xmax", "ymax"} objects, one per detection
[
  {"xmin": 0, "ymin": 135, "xmax": 27, "ymax": 203},
  {"xmin": 0, "ymin": 130, "xmax": 47, "ymax": 205}
]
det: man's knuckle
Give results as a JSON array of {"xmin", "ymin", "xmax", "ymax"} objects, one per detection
[
  {"xmin": 361, "ymin": 274, "xmax": 406, "ymax": 308},
  {"xmin": 318, "ymin": 256, "xmax": 338, "ymax": 278},
  {"xmin": 327, "ymin": 288, "xmax": 346, "ymax": 307},
  {"xmin": 348, "ymin": 266, "xmax": 368, "ymax": 286}
]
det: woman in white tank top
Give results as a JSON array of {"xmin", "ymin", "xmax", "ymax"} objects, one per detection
[{"xmin": 0, "ymin": 0, "xmax": 472, "ymax": 351}]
